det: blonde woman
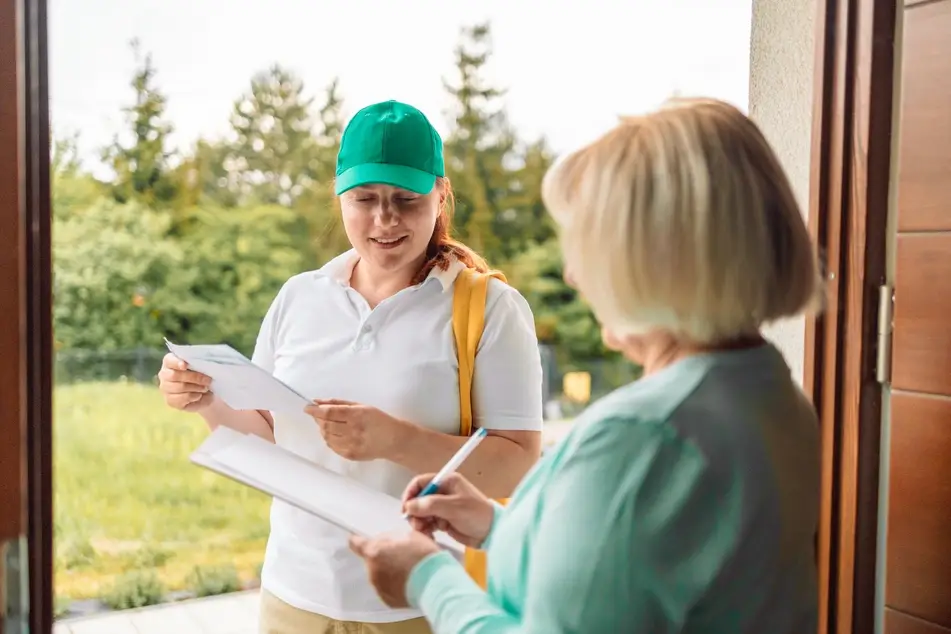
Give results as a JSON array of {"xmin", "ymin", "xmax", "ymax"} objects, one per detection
[{"xmin": 349, "ymin": 98, "xmax": 822, "ymax": 633}]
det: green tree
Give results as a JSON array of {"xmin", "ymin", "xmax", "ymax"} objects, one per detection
[
  {"xmin": 101, "ymin": 39, "xmax": 178, "ymax": 207},
  {"xmin": 228, "ymin": 65, "xmax": 319, "ymax": 207},
  {"xmin": 173, "ymin": 138, "xmax": 240, "ymax": 211},
  {"xmin": 442, "ymin": 23, "xmax": 514, "ymax": 263},
  {"xmin": 315, "ymin": 77, "xmax": 345, "ymax": 158},
  {"xmin": 52, "ymin": 132, "xmax": 83, "ymax": 174},
  {"xmin": 166, "ymin": 204, "xmax": 308, "ymax": 354},
  {"xmin": 294, "ymin": 77, "xmax": 351, "ymax": 265},
  {"xmin": 52, "ymin": 199, "xmax": 183, "ymax": 350},
  {"xmin": 505, "ymin": 139, "xmax": 557, "ymax": 249},
  {"xmin": 51, "ymin": 133, "xmax": 104, "ymax": 220},
  {"xmin": 508, "ymin": 238, "xmax": 642, "ymax": 396},
  {"xmin": 506, "ymin": 238, "xmax": 607, "ymax": 363}
]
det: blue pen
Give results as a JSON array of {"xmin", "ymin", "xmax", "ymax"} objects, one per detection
[{"xmin": 403, "ymin": 427, "xmax": 488, "ymax": 518}]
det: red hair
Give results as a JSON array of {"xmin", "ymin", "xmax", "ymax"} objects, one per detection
[{"xmin": 411, "ymin": 177, "xmax": 488, "ymax": 284}]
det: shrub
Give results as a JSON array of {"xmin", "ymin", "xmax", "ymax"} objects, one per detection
[
  {"xmin": 186, "ymin": 564, "xmax": 241, "ymax": 598},
  {"xmin": 102, "ymin": 570, "xmax": 165, "ymax": 610},
  {"xmin": 130, "ymin": 545, "xmax": 173, "ymax": 568},
  {"xmin": 56, "ymin": 537, "xmax": 96, "ymax": 570}
]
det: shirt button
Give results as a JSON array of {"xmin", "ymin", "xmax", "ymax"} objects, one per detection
[{"xmin": 362, "ymin": 324, "xmax": 372, "ymax": 334}]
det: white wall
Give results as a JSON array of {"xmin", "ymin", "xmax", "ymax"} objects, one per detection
[{"xmin": 748, "ymin": 0, "xmax": 817, "ymax": 383}]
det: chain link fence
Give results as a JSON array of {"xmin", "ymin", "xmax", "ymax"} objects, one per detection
[{"xmin": 55, "ymin": 348, "xmax": 166, "ymax": 385}]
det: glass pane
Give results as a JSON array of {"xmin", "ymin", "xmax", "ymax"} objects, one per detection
[{"xmin": 2, "ymin": 536, "xmax": 29, "ymax": 634}]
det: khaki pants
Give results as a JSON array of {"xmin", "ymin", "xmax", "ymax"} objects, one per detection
[{"xmin": 259, "ymin": 589, "xmax": 433, "ymax": 634}]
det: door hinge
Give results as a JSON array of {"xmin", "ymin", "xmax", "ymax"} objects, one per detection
[{"xmin": 876, "ymin": 284, "xmax": 894, "ymax": 384}]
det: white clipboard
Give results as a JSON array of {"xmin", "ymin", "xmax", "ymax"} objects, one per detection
[{"xmin": 190, "ymin": 427, "xmax": 464, "ymax": 555}]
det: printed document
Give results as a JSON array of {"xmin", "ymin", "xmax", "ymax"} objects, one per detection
[{"xmin": 164, "ymin": 339, "xmax": 310, "ymax": 413}]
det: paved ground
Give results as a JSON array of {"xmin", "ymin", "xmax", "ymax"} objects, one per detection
[
  {"xmin": 55, "ymin": 590, "xmax": 260, "ymax": 634},
  {"xmin": 55, "ymin": 421, "xmax": 576, "ymax": 633}
]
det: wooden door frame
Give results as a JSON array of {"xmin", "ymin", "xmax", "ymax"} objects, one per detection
[
  {"xmin": 0, "ymin": 0, "xmax": 53, "ymax": 631},
  {"xmin": 806, "ymin": 0, "xmax": 897, "ymax": 632},
  {"xmin": 23, "ymin": 0, "xmax": 54, "ymax": 630}
]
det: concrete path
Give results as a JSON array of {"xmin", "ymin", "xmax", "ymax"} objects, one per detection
[{"xmin": 55, "ymin": 590, "xmax": 260, "ymax": 634}]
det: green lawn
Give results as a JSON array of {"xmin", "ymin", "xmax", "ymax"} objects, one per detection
[{"xmin": 54, "ymin": 382, "xmax": 270, "ymax": 600}]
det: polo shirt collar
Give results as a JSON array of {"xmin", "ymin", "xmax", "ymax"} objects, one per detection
[{"xmin": 315, "ymin": 249, "xmax": 464, "ymax": 293}]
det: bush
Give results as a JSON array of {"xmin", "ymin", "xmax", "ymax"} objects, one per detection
[
  {"xmin": 102, "ymin": 570, "xmax": 165, "ymax": 610},
  {"xmin": 186, "ymin": 564, "xmax": 241, "ymax": 598},
  {"xmin": 56, "ymin": 537, "xmax": 96, "ymax": 570},
  {"xmin": 130, "ymin": 545, "xmax": 173, "ymax": 568}
]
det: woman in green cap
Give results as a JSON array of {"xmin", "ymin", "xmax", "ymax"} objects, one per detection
[{"xmin": 156, "ymin": 100, "xmax": 544, "ymax": 633}]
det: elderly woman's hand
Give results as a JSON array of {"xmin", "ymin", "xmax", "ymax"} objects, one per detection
[
  {"xmin": 349, "ymin": 531, "xmax": 441, "ymax": 608},
  {"xmin": 402, "ymin": 472, "xmax": 496, "ymax": 548},
  {"xmin": 305, "ymin": 399, "xmax": 409, "ymax": 461}
]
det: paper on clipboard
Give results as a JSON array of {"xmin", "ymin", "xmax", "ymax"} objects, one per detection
[
  {"xmin": 190, "ymin": 427, "xmax": 464, "ymax": 555},
  {"xmin": 164, "ymin": 339, "xmax": 310, "ymax": 414}
]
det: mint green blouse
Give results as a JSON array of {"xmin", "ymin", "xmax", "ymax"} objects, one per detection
[{"xmin": 406, "ymin": 344, "xmax": 819, "ymax": 633}]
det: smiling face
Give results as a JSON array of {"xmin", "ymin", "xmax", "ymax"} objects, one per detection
[{"xmin": 340, "ymin": 182, "xmax": 443, "ymax": 276}]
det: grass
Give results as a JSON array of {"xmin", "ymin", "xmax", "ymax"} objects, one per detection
[{"xmin": 54, "ymin": 382, "xmax": 270, "ymax": 601}]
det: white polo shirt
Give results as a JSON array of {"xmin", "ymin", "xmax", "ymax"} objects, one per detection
[{"xmin": 252, "ymin": 250, "xmax": 544, "ymax": 623}]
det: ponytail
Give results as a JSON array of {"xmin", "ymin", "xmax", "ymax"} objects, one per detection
[{"xmin": 411, "ymin": 177, "xmax": 489, "ymax": 285}]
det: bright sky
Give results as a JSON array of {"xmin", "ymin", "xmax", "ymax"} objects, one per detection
[{"xmin": 49, "ymin": 0, "xmax": 752, "ymax": 174}]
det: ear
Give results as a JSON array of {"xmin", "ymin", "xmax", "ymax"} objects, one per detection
[{"xmin": 436, "ymin": 178, "xmax": 450, "ymax": 206}]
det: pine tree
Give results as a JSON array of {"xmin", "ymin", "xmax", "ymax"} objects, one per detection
[
  {"xmin": 506, "ymin": 138, "xmax": 557, "ymax": 249},
  {"xmin": 228, "ymin": 65, "xmax": 318, "ymax": 206},
  {"xmin": 52, "ymin": 132, "xmax": 83, "ymax": 175},
  {"xmin": 52, "ymin": 132, "xmax": 103, "ymax": 221},
  {"xmin": 316, "ymin": 77, "xmax": 345, "ymax": 158},
  {"xmin": 442, "ymin": 23, "xmax": 513, "ymax": 263},
  {"xmin": 295, "ymin": 77, "xmax": 351, "ymax": 264},
  {"xmin": 102, "ymin": 39, "xmax": 178, "ymax": 207}
]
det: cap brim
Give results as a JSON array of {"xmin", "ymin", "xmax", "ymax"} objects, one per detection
[{"xmin": 334, "ymin": 163, "xmax": 437, "ymax": 196}]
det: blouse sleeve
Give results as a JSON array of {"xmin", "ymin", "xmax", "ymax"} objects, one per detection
[
  {"xmin": 406, "ymin": 419, "xmax": 742, "ymax": 633},
  {"xmin": 250, "ymin": 285, "xmax": 287, "ymax": 373}
]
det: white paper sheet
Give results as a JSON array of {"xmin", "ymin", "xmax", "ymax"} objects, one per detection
[
  {"xmin": 165, "ymin": 339, "xmax": 310, "ymax": 414},
  {"xmin": 190, "ymin": 427, "xmax": 464, "ymax": 555}
]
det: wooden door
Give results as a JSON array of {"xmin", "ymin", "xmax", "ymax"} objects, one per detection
[{"xmin": 883, "ymin": 1, "xmax": 951, "ymax": 632}]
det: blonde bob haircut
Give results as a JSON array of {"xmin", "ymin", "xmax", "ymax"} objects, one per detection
[{"xmin": 542, "ymin": 97, "xmax": 823, "ymax": 344}]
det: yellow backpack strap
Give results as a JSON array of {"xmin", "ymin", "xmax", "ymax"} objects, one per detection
[
  {"xmin": 453, "ymin": 269, "xmax": 508, "ymax": 436},
  {"xmin": 452, "ymin": 267, "xmax": 507, "ymax": 589},
  {"xmin": 452, "ymin": 268, "xmax": 476, "ymax": 437}
]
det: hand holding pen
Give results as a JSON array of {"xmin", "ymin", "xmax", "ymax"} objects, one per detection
[{"xmin": 401, "ymin": 428, "xmax": 497, "ymax": 548}]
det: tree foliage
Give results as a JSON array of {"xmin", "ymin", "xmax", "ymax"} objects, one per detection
[
  {"xmin": 167, "ymin": 204, "xmax": 308, "ymax": 354},
  {"xmin": 228, "ymin": 65, "xmax": 319, "ymax": 207},
  {"xmin": 101, "ymin": 39, "xmax": 178, "ymax": 207},
  {"xmin": 53, "ymin": 199, "xmax": 182, "ymax": 350}
]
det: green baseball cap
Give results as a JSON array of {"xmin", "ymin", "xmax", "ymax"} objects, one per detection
[{"xmin": 334, "ymin": 100, "xmax": 445, "ymax": 196}]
